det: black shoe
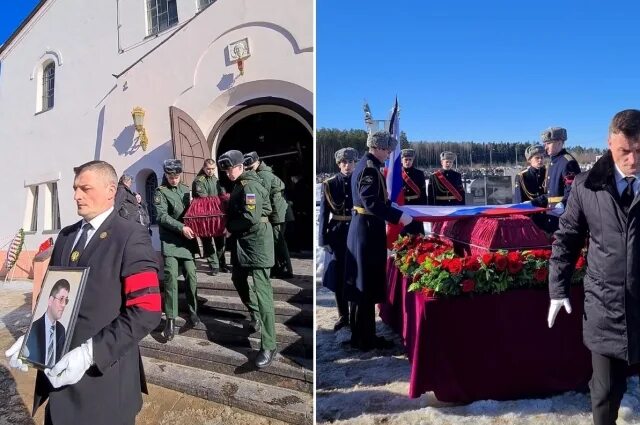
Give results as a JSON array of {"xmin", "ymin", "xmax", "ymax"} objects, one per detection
[
  {"xmin": 219, "ymin": 265, "xmax": 230, "ymax": 273},
  {"xmin": 372, "ymin": 336, "xmax": 394, "ymax": 350},
  {"xmin": 255, "ymin": 349, "xmax": 276, "ymax": 368},
  {"xmin": 189, "ymin": 313, "xmax": 201, "ymax": 327},
  {"xmin": 209, "ymin": 266, "xmax": 219, "ymax": 276},
  {"xmin": 163, "ymin": 319, "xmax": 175, "ymax": 341},
  {"xmin": 333, "ymin": 316, "xmax": 349, "ymax": 331},
  {"xmin": 248, "ymin": 319, "xmax": 261, "ymax": 334}
]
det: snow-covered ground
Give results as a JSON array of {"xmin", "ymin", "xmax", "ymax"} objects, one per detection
[{"xmin": 315, "ymin": 202, "xmax": 640, "ymax": 424}]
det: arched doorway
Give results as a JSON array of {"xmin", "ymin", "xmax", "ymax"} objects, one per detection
[{"xmin": 216, "ymin": 110, "xmax": 313, "ymax": 253}]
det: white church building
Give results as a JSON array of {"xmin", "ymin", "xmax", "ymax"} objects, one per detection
[{"xmin": 0, "ymin": 0, "xmax": 313, "ymax": 277}]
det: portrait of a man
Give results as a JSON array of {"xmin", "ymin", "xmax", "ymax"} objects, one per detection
[{"xmin": 23, "ymin": 279, "xmax": 70, "ymax": 368}]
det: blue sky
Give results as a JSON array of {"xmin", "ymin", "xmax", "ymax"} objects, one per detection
[
  {"xmin": 1, "ymin": 1, "xmax": 40, "ymax": 46},
  {"xmin": 317, "ymin": 0, "xmax": 640, "ymax": 148}
]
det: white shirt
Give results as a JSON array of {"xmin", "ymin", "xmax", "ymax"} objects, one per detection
[
  {"xmin": 44, "ymin": 312, "xmax": 56, "ymax": 365},
  {"xmin": 72, "ymin": 207, "xmax": 114, "ymax": 249},
  {"xmin": 613, "ymin": 164, "xmax": 640, "ymax": 197}
]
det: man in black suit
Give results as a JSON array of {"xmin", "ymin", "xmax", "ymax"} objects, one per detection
[
  {"xmin": 24, "ymin": 279, "xmax": 70, "ymax": 368},
  {"xmin": 5, "ymin": 160, "xmax": 161, "ymax": 425}
]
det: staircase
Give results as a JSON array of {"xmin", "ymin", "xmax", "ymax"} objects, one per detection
[{"xmin": 141, "ymin": 255, "xmax": 314, "ymax": 424}]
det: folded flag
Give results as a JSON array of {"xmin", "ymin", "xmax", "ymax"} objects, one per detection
[{"xmin": 398, "ymin": 202, "xmax": 549, "ymax": 222}]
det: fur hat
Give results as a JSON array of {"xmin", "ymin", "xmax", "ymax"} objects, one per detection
[{"xmin": 366, "ymin": 131, "xmax": 398, "ymax": 150}]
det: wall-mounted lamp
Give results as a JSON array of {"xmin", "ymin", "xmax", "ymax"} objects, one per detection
[
  {"xmin": 229, "ymin": 38, "xmax": 250, "ymax": 78},
  {"xmin": 131, "ymin": 106, "xmax": 149, "ymax": 151}
]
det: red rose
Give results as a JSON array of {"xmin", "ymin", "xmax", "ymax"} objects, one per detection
[
  {"xmin": 534, "ymin": 267, "xmax": 548, "ymax": 282},
  {"xmin": 461, "ymin": 279, "xmax": 476, "ymax": 293},
  {"xmin": 507, "ymin": 251, "xmax": 521, "ymax": 262},
  {"xmin": 507, "ymin": 258, "xmax": 524, "ymax": 274},
  {"xmin": 441, "ymin": 258, "xmax": 451, "ymax": 269},
  {"xmin": 575, "ymin": 256, "xmax": 586, "ymax": 270},
  {"xmin": 494, "ymin": 254, "xmax": 508, "ymax": 271},
  {"xmin": 447, "ymin": 258, "xmax": 463, "ymax": 275},
  {"xmin": 432, "ymin": 260, "xmax": 441, "ymax": 268},
  {"xmin": 417, "ymin": 253, "xmax": 429, "ymax": 264},
  {"xmin": 481, "ymin": 252, "xmax": 494, "ymax": 265}
]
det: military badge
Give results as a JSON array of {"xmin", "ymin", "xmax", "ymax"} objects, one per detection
[
  {"xmin": 100, "ymin": 232, "xmax": 108, "ymax": 239},
  {"xmin": 362, "ymin": 175, "xmax": 374, "ymax": 185},
  {"xmin": 246, "ymin": 193, "xmax": 256, "ymax": 210},
  {"xmin": 154, "ymin": 193, "xmax": 161, "ymax": 204},
  {"xmin": 70, "ymin": 251, "xmax": 80, "ymax": 263}
]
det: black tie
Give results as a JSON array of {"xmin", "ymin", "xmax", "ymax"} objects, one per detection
[
  {"xmin": 621, "ymin": 176, "xmax": 636, "ymax": 213},
  {"xmin": 70, "ymin": 223, "xmax": 92, "ymax": 266}
]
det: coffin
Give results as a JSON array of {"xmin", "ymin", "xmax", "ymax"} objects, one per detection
[{"xmin": 183, "ymin": 194, "xmax": 230, "ymax": 237}]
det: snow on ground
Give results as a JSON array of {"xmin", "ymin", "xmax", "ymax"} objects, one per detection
[{"xmin": 314, "ymin": 219, "xmax": 640, "ymax": 425}]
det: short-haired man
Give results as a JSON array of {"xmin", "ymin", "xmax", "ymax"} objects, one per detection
[
  {"xmin": 24, "ymin": 279, "xmax": 70, "ymax": 368},
  {"xmin": 400, "ymin": 148, "xmax": 427, "ymax": 234},
  {"xmin": 345, "ymin": 131, "xmax": 413, "ymax": 351},
  {"xmin": 219, "ymin": 150, "xmax": 277, "ymax": 368},
  {"xmin": 427, "ymin": 151, "xmax": 466, "ymax": 206},
  {"xmin": 548, "ymin": 110, "xmax": 640, "ymax": 425},
  {"xmin": 6, "ymin": 160, "xmax": 161, "ymax": 425},
  {"xmin": 192, "ymin": 158, "xmax": 228, "ymax": 275},
  {"xmin": 155, "ymin": 159, "xmax": 200, "ymax": 340},
  {"xmin": 319, "ymin": 147, "xmax": 357, "ymax": 331}
]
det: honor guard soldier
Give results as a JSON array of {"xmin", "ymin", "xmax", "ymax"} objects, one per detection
[
  {"xmin": 244, "ymin": 152, "xmax": 293, "ymax": 279},
  {"xmin": 155, "ymin": 159, "xmax": 199, "ymax": 341},
  {"xmin": 219, "ymin": 150, "xmax": 277, "ymax": 368},
  {"xmin": 319, "ymin": 147, "xmax": 357, "ymax": 331},
  {"xmin": 427, "ymin": 151, "xmax": 466, "ymax": 205},
  {"xmin": 400, "ymin": 148, "xmax": 427, "ymax": 234},
  {"xmin": 192, "ymin": 158, "xmax": 228, "ymax": 275},
  {"xmin": 539, "ymin": 127, "xmax": 581, "ymax": 232},
  {"xmin": 345, "ymin": 131, "xmax": 413, "ymax": 351},
  {"xmin": 514, "ymin": 144, "xmax": 547, "ymax": 229}
]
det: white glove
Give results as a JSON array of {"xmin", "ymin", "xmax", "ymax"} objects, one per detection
[
  {"xmin": 554, "ymin": 202, "xmax": 564, "ymax": 212},
  {"xmin": 547, "ymin": 298, "xmax": 572, "ymax": 328},
  {"xmin": 399, "ymin": 213, "xmax": 413, "ymax": 227},
  {"xmin": 45, "ymin": 338, "xmax": 94, "ymax": 388},
  {"xmin": 5, "ymin": 335, "xmax": 28, "ymax": 372}
]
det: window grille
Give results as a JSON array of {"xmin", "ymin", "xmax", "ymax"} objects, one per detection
[{"xmin": 147, "ymin": 0, "xmax": 178, "ymax": 35}]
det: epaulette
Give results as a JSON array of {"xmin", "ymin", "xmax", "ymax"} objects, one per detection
[
  {"xmin": 366, "ymin": 160, "xmax": 375, "ymax": 168},
  {"xmin": 519, "ymin": 169, "xmax": 527, "ymax": 176},
  {"xmin": 564, "ymin": 153, "xmax": 577, "ymax": 162},
  {"xmin": 197, "ymin": 175, "xmax": 205, "ymax": 182},
  {"xmin": 179, "ymin": 183, "xmax": 190, "ymax": 189},
  {"xmin": 324, "ymin": 175, "xmax": 336, "ymax": 184},
  {"xmin": 241, "ymin": 180, "xmax": 247, "ymax": 186}
]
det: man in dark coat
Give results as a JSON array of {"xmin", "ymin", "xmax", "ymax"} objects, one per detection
[
  {"xmin": 319, "ymin": 147, "xmax": 357, "ymax": 331},
  {"xmin": 6, "ymin": 160, "xmax": 161, "ymax": 425},
  {"xmin": 400, "ymin": 148, "xmax": 427, "ymax": 234},
  {"xmin": 537, "ymin": 126, "xmax": 582, "ymax": 232},
  {"xmin": 345, "ymin": 131, "xmax": 413, "ymax": 351},
  {"xmin": 24, "ymin": 279, "xmax": 69, "ymax": 368},
  {"xmin": 513, "ymin": 144, "xmax": 547, "ymax": 229},
  {"xmin": 548, "ymin": 109, "xmax": 640, "ymax": 425},
  {"xmin": 427, "ymin": 151, "xmax": 466, "ymax": 206}
]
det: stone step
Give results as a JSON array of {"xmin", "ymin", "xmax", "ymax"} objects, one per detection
[
  {"xmin": 140, "ymin": 334, "xmax": 312, "ymax": 393},
  {"xmin": 191, "ymin": 273, "xmax": 313, "ymax": 303},
  {"xmin": 154, "ymin": 316, "xmax": 312, "ymax": 357},
  {"xmin": 142, "ymin": 357, "xmax": 313, "ymax": 424}
]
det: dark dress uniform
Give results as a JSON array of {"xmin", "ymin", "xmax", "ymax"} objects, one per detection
[
  {"xmin": 25, "ymin": 314, "xmax": 66, "ymax": 368},
  {"xmin": 154, "ymin": 179, "xmax": 199, "ymax": 321},
  {"xmin": 345, "ymin": 152, "xmax": 403, "ymax": 350},
  {"xmin": 35, "ymin": 212, "xmax": 161, "ymax": 425},
  {"xmin": 227, "ymin": 170, "xmax": 277, "ymax": 353},
  {"xmin": 256, "ymin": 162, "xmax": 292, "ymax": 278},
  {"xmin": 401, "ymin": 166, "xmax": 427, "ymax": 234},
  {"xmin": 319, "ymin": 172, "xmax": 353, "ymax": 323},
  {"xmin": 543, "ymin": 148, "xmax": 581, "ymax": 232},
  {"xmin": 513, "ymin": 165, "xmax": 547, "ymax": 229},
  {"xmin": 192, "ymin": 171, "xmax": 227, "ymax": 272},
  {"xmin": 427, "ymin": 169, "xmax": 466, "ymax": 206}
]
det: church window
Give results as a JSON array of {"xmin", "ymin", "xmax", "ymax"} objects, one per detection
[{"xmin": 146, "ymin": 0, "xmax": 178, "ymax": 35}]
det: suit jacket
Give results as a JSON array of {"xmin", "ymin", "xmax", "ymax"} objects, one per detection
[
  {"xmin": 25, "ymin": 314, "xmax": 66, "ymax": 368},
  {"xmin": 34, "ymin": 210, "xmax": 161, "ymax": 425}
]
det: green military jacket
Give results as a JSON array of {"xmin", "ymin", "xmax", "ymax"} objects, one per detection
[
  {"xmin": 227, "ymin": 170, "xmax": 274, "ymax": 268},
  {"xmin": 154, "ymin": 182, "xmax": 197, "ymax": 259},
  {"xmin": 192, "ymin": 173, "xmax": 226, "ymax": 198},
  {"xmin": 256, "ymin": 162, "xmax": 288, "ymax": 224}
]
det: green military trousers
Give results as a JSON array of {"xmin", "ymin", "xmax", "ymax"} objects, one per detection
[
  {"xmin": 232, "ymin": 267, "xmax": 277, "ymax": 350},
  {"xmin": 163, "ymin": 256, "xmax": 198, "ymax": 319},
  {"xmin": 272, "ymin": 223, "xmax": 292, "ymax": 276},
  {"xmin": 202, "ymin": 237, "xmax": 226, "ymax": 269}
]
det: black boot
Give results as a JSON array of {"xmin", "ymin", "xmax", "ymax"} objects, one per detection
[
  {"xmin": 189, "ymin": 313, "xmax": 201, "ymax": 327},
  {"xmin": 255, "ymin": 349, "xmax": 277, "ymax": 368},
  {"xmin": 333, "ymin": 316, "xmax": 349, "ymax": 331},
  {"xmin": 163, "ymin": 318, "xmax": 175, "ymax": 341},
  {"xmin": 247, "ymin": 318, "xmax": 261, "ymax": 334}
]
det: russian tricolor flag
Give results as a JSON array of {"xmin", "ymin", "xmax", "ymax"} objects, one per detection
[{"xmin": 385, "ymin": 97, "xmax": 404, "ymax": 247}]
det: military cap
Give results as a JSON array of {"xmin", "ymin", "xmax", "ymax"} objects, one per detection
[
  {"xmin": 401, "ymin": 149, "xmax": 416, "ymax": 159},
  {"xmin": 218, "ymin": 150, "xmax": 245, "ymax": 170},
  {"xmin": 525, "ymin": 144, "xmax": 545, "ymax": 160},
  {"xmin": 541, "ymin": 127, "xmax": 567, "ymax": 143},
  {"xmin": 163, "ymin": 159, "xmax": 183, "ymax": 175},
  {"xmin": 440, "ymin": 151, "xmax": 456, "ymax": 161},
  {"xmin": 366, "ymin": 130, "xmax": 398, "ymax": 151},
  {"xmin": 334, "ymin": 147, "xmax": 358, "ymax": 163},
  {"xmin": 243, "ymin": 151, "xmax": 260, "ymax": 167}
]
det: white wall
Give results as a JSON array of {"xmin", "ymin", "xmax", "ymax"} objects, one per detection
[{"xmin": 0, "ymin": 0, "xmax": 312, "ymax": 249}]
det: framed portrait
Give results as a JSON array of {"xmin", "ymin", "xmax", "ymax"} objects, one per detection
[{"xmin": 19, "ymin": 266, "xmax": 90, "ymax": 370}]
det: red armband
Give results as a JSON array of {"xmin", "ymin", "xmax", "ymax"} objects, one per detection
[{"xmin": 124, "ymin": 271, "xmax": 161, "ymax": 311}]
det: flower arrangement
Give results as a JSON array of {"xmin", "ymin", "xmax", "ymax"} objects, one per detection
[{"xmin": 391, "ymin": 234, "xmax": 586, "ymax": 298}]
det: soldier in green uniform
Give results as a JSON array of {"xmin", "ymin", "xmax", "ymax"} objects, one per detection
[
  {"xmin": 244, "ymin": 152, "xmax": 293, "ymax": 279},
  {"xmin": 154, "ymin": 159, "xmax": 199, "ymax": 341},
  {"xmin": 219, "ymin": 150, "xmax": 277, "ymax": 368},
  {"xmin": 192, "ymin": 158, "xmax": 228, "ymax": 275}
]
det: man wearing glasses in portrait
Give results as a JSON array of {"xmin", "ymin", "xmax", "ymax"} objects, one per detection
[{"xmin": 25, "ymin": 279, "xmax": 70, "ymax": 368}]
